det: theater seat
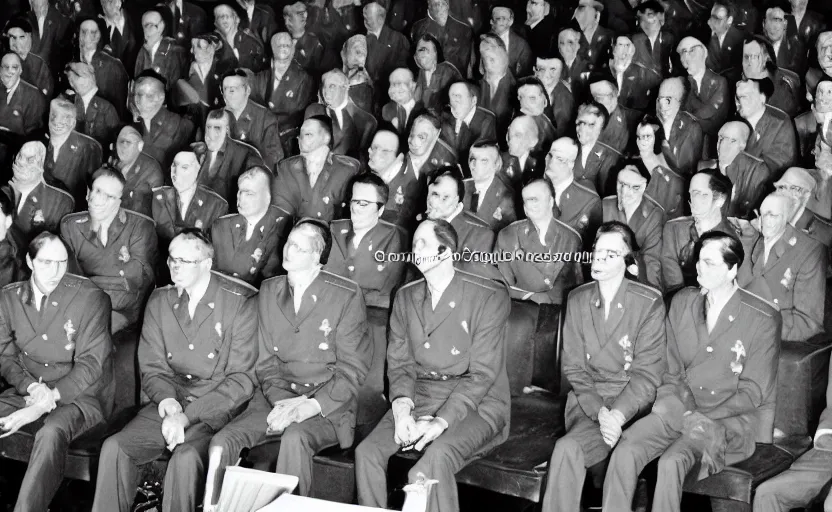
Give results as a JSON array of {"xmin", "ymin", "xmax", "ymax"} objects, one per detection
[{"xmin": 776, "ymin": 335, "xmax": 832, "ymax": 437}]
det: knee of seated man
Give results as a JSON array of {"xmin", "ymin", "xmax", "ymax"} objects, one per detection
[
  {"xmin": 170, "ymin": 442, "xmax": 202, "ymax": 465},
  {"xmin": 552, "ymin": 435, "xmax": 582, "ymax": 457},
  {"xmin": 33, "ymin": 421, "xmax": 71, "ymax": 446},
  {"xmin": 280, "ymin": 423, "xmax": 314, "ymax": 449}
]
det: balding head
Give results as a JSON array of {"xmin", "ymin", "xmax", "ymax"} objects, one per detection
[
  {"xmin": 388, "ymin": 67, "xmax": 416, "ymax": 105},
  {"xmin": 545, "ymin": 137, "xmax": 579, "ymax": 183},
  {"xmin": 760, "ymin": 193, "xmax": 792, "ymax": 240},
  {"xmin": 716, "ymin": 121, "xmax": 751, "ymax": 167},
  {"xmin": 368, "ymin": 129, "xmax": 401, "ymax": 172},
  {"xmin": 677, "ymin": 36, "xmax": 707, "ymax": 75},
  {"xmin": 507, "ymin": 115, "xmax": 539, "ymax": 157},
  {"xmin": 12, "ymin": 141, "xmax": 46, "ymax": 185},
  {"xmin": 657, "ymin": 77, "xmax": 685, "ymax": 122},
  {"xmin": 271, "ymin": 32, "xmax": 295, "ymax": 64}
]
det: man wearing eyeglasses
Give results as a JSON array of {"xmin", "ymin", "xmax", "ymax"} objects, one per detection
[
  {"xmin": 111, "ymin": 126, "xmax": 164, "ymax": 218},
  {"xmin": 735, "ymin": 77, "xmax": 798, "ymax": 177},
  {"xmin": 93, "ymin": 229, "xmax": 258, "ymax": 512},
  {"xmin": 43, "ymin": 97, "xmax": 104, "ymax": 210},
  {"xmin": 774, "ymin": 167, "xmax": 832, "ymax": 248},
  {"xmin": 135, "ymin": 8, "xmax": 188, "ymax": 88},
  {"xmin": 1, "ymin": 141, "xmax": 74, "ymax": 244},
  {"xmin": 541, "ymin": 220, "xmax": 666, "ymax": 512},
  {"xmin": 588, "ymin": 72, "xmax": 630, "ymax": 157},
  {"xmin": 66, "ymin": 61, "xmax": 120, "ymax": 148},
  {"xmin": 656, "ymin": 77, "xmax": 703, "ymax": 178},
  {"xmin": 210, "ymin": 219, "xmax": 370, "ymax": 497},
  {"xmin": 544, "ymin": 136, "xmax": 602, "ymax": 240},
  {"xmin": 326, "ymin": 172, "xmax": 407, "ymax": 308},
  {"xmin": 0, "ymin": 231, "xmax": 114, "ymax": 512},
  {"xmin": 463, "ymin": 140, "xmax": 516, "ymax": 232},
  {"xmin": 603, "ymin": 165, "xmax": 665, "ymax": 292},
  {"xmin": 763, "ymin": 4, "xmax": 808, "ymax": 77},
  {"xmin": 213, "ymin": 3, "xmax": 267, "ymax": 75},
  {"xmin": 411, "ymin": 0, "xmax": 474, "ymax": 78},
  {"xmin": 222, "ymin": 69, "xmax": 283, "ymax": 170},
  {"xmin": 706, "ymin": 2, "xmax": 744, "ymax": 82},
  {"xmin": 61, "ymin": 167, "xmax": 158, "ymax": 333},
  {"xmin": 382, "ymin": 68, "xmax": 425, "ymax": 138},
  {"xmin": 698, "ymin": 121, "xmax": 770, "ymax": 219},
  {"xmin": 573, "ymin": 101, "xmax": 621, "ymax": 196},
  {"xmin": 272, "ymin": 116, "xmax": 360, "ymax": 223},
  {"xmin": 737, "ymin": 192, "xmax": 826, "ymax": 341},
  {"xmin": 211, "ymin": 166, "xmax": 289, "ymax": 287},
  {"xmin": 0, "ymin": 52, "xmax": 46, "ymax": 136},
  {"xmin": 251, "ymin": 32, "xmax": 316, "ymax": 156}
]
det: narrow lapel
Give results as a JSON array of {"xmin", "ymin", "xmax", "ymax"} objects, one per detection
[
  {"xmin": 603, "ymin": 278, "xmax": 629, "ymax": 339},
  {"xmin": 191, "ymin": 274, "xmax": 220, "ymax": 334},
  {"xmin": 294, "ymin": 273, "xmax": 323, "ymax": 327},
  {"xmin": 425, "ymin": 272, "xmax": 462, "ymax": 337},
  {"xmin": 588, "ymin": 283, "xmax": 607, "ymax": 352},
  {"xmin": 275, "ymin": 279, "xmax": 298, "ymax": 327}
]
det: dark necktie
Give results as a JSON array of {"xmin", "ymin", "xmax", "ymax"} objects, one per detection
[
  {"xmin": 38, "ymin": 294, "xmax": 47, "ymax": 316},
  {"xmin": 179, "ymin": 290, "xmax": 191, "ymax": 323},
  {"xmin": 471, "ymin": 191, "xmax": 480, "ymax": 213},
  {"xmin": 328, "ymin": 108, "xmax": 341, "ymax": 132},
  {"xmin": 679, "ymin": 222, "xmax": 699, "ymax": 268}
]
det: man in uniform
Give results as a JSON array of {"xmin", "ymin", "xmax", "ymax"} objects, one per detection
[
  {"xmin": 738, "ymin": 193, "xmax": 826, "ymax": 341},
  {"xmin": 112, "ymin": 126, "xmax": 164, "ymax": 218},
  {"xmin": 66, "ymin": 62, "xmax": 120, "ymax": 148},
  {"xmin": 540, "ymin": 220, "xmax": 667, "ymax": 512},
  {"xmin": 559, "ymin": 28, "xmax": 590, "ymax": 102},
  {"xmin": 544, "ymin": 137, "xmax": 602, "ymax": 241},
  {"xmin": 42, "ymin": 97, "xmax": 103, "ymax": 209},
  {"xmin": 326, "ymin": 173, "xmax": 407, "ymax": 308},
  {"xmin": 534, "ymin": 53, "xmax": 575, "ymax": 139},
  {"xmin": 222, "ymin": 69, "xmax": 283, "ymax": 170},
  {"xmin": 500, "ymin": 115, "xmax": 541, "ymax": 190},
  {"xmin": 736, "ymin": 77, "xmax": 798, "ymax": 177},
  {"xmin": 272, "ymin": 116, "xmax": 360, "ymax": 223},
  {"xmin": 698, "ymin": 121, "xmax": 770, "ymax": 219},
  {"xmin": 364, "ymin": 1, "xmax": 411, "ymax": 90},
  {"xmin": 24, "ymin": 0, "xmax": 71, "ymax": 71},
  {"xmin": 0, "ymin": 191, "xmax": 26, "ymax": 287},
  {"xmin": 604, "ymin": 232, "xmax": 779, "ymax": 512},
  {"xmin": 238, "ymin": 0, "xmax": 278, "ymax": 45},
  {"xmin": 441, "ymin": 82, "xmax": 497, "ymax": 173},
  {"xmin": 280, "ymin": 1, "xmax": 334, "ymax": 76},
  {"xmin": 1, "ymin": 141, "xmax": 74, "ymax": 243},
  {"xmin": 602, "ymin": 165, "xmax": 665, "ymax": 292},
  {"xmin": 158, "ymin": 0, "xmax": 208, "ymax": 46},
  {"xmin": 134, "ymin": 8, "xmax": 189, "ymax": 87},
  {"xmin": 406, "ymin": 113, "xmax": 458, "ymax": 185},
  {"xmin": 463, "ymin": 140, "xmax": 516, "ymax": 232},
  {"xmin": 741, "ymin": 35, "xmax": 801, "ymax": 118},
  {"xmin": 76, "ymin": 17, "xmax": 130, "ymax": 120},
  {"xmin": 573, "ymin": 0, "xmax": 613, "ymax": 70},
  {"xmin": 775, "ymin": 168, "xmax": 832, "ymax": 247},
  {"xmin": 496, "ymin": 178, "xmax": 583, "ymax": 304},
  {"xmin": 489, "ymin": 5, "xmax": 533, "ymax": 77},
  {"xmin": 133, "ymin": 71, "xmax": 196, "ymax": 171},
  {"xmin": 656, "ymin": 77, "xmax": 703, "ymax": 177},
  {"xmin": 304, "ymin": 69, "xmax": 377, "ymax": 160},
  {"xmin": 381, "ymin": 68, "xmax": 425, "ymax": 138},
  {"xmin": 251, "ymin": 32, "xmax": 316, "ymax": 156},
  {"xmin": 367, "ymin": 130, "xmax": 417, "ymax": 232},
  {"xmin": 573, "ymin": 102, "xmax": 620, "ymax": 196},
  {"xmin": 208, "ymin": 219, "xmax": 371, "ymax": 496},
  {"xmin": 356, "ymin": 218, "xmax": 512, "ymax": 512},
  {"xmin": 608, "ymin": 35, "xmax": 654, "ymax": 122},
  {"xmin": 92, "ymin": 230, "xmax": 258, "ymax": 512},
  {"xmin": 6, "ymin": 17, "xmax": 52, "ymax": 98},
  {"xmin": 197, "ymin": 109, "xmax": 264, "ymax": 205},
  {"xmin": 61, "ymin": 168, "xmax": 158, "ymax": 333},
  {"xmin": 100, "ymin": 0, "xmax": 139, "ymax": 77},
  {"xmin": 523, "ymin": 0, "xmax": 557, "ymax": 57},
  {"xmin": 0, "ymin": 232, "xmax": 113, "ymax": 512},
  {"xmin": 478, "ymin": 45, "xmax": 515, "ymax": 137},
  {"xmin": 678, "ymin": 36, "xmax": 730, "ymax": 158},
  {"xmin": 662, "ymin": 170, "xmax": 740, "ymax": 296},
  {"xmin": 706, "ymin": 2, "xmax": 744, "ymax": 81},
  {"xmin": 631, "ymin": 0, "xmax": 674, "ymax": 83},
  {"xmin": 588, "ymin": 72, "xmax": 630, "ymax": 157},
  {"xmin": 213, "ymin": 3, "xmax": 266, "ymax": 75},
  {"xmin": 211, "ymin": 167, "xmax": 290, "ymax": 286},
  {"xmin": 0, "ymin": 52, "xmax": 46, "ymax": 136},
  {"xmin": 411, "ymin": 0, "xmax": 474, "ymax": 76},
  {"xmin": 763, "ymin": 4, "xmax": 807, "ymax": 77}
]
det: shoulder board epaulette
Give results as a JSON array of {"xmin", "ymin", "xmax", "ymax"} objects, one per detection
[
  {"xmin": 463, "ymin": 213, "xmax": 490, "ymax": 228},
  {"xmin": 73, "ymin": 131, "xmax": 100, "ymax": 147},
  {"xmin": 766, "ymin": 104, "xmax": 788, "ymax": 118},
  {"xmin": 212, "ymin": 271, "xmax": 258, "ymax": 294},
  {"xmin": 447, "ymin": 13, "xmax": 469, "ymax": 26},
  {"xmin": 697, "ymin": 159, "xmax": 717, "ymax": 171},
  {"xmin": 738, "ymin": 288, "xmax": 776, "ymax": 316},
  {"xmin": 457, "ymin": 269, "xmax": 504, "ymax": 291},
  {"xmin": 19, "ymin": 78, "xmax": 38, "ymax": 91},
  {"xmin": 478, "ymin": 106, "xmax": 496, "ymax": 118},
  {"xmin": 463, "ymin": 177, "xmax": 474, "ymax": 184},
  {"xmin": 122, "ymin": 208, "xmax": 156, "ymax": 225},
  {"xmin": 572, "ymin": 181, "xmax": 600, "ymax": 197},
  {"xmin": 43, "ymin": 182, "xmax": 74, "ymax": 202},
  {"xmin": 552, "ymin": 217, "xmax": 582, "ymax": 240},
  {"xmin": 62, "ymin": 273, "xmax": 90, "ymax": 287},
  {"xmin": 596, "ymin": 141, "xmax": 621, "ymax": 157},
  {"xmin": 814, "ymin": 214, "xmax": 832, "ymax": 227},
  {"xmin": 330, "ymin": 154, "xmax": 360, "ymax": 168},
  {"xmin": 2, "ymin": 281, "xmax": 25, "ymax": 291},
  {"xmin": 434, "ymin": 137, "xmax": 457, "ymax": 157},
  {"xmin": 376, "ymin": 218, "xmax": 398, "ymax": 229},
  {"xmin": 506, "ymin": 218, "xmax": 528, "ymax": 230},
  {"xmin": 152, "ymin": 185, "xmax": 172, "ymax": 193},
  {"xmin": 398, "ymin": 278, "xmax": 425, "ymax": 292},
  {"xmin": 441, "ymin": 60, "xmax": 462, "ymax": 77},
  {"xmin": 63, "ymin": 211, "xmax": 90, "ymax": 224},
  {"xmin": 603, "ymin": 195, "xmax": 616, "ymax": 201},
  {"xmin": 666, "ymin": 215, "xmax": 692, "ymax": 224},
  {"xmin": 197, "ymin": 185, "xmax": 229, "ymax": 204},
  {"xmin": 321, "ymin": 270, "xmax": 361, "ymax": 292},
  {"xmin": 644, "ymin": 194, "xmax": 665, "ymax": 212},
  {"xmin": 627, "ymin": 280, "xmax": 662, "ymax": 300},
  {"xmin": 217, "ymin": 213, "xmax": 240, "ymax": 220},
  {"xmin": 740, "ymin": 151, "xmax": 764, "ymax": 164},
  {"xmin": 233, "ymin": 138, "xmax": 262, "ymax": 157}
]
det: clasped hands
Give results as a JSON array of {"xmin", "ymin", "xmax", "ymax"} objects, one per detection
[
  {"xmin": 392, "ymin": 398, "xmax": 447, "ymax": 452},
  {"xmin": 0, "ymin": 382, "xmax": 58, "ymax": 438},
  {"xmin": 598, "ymin": 407, "xmax": 626, "ymax": 448},
  {"xmin": 159, "ymin": 399, "xmax": 190, "ymax": 451},
  {"xmin": 266, "ymin": 396, "xmax": 322, "ymax": 435}
]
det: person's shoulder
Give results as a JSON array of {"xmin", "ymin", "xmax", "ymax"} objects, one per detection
[
  {"xmin": 460, "ymin": 210, "xmax": 491, "ymax": 229},
  {"xmin": 60, "ymin": 211, "xmax": 90, "ymax": 230},
  {"xmin": 457, "ymin": 269, "xmax": 507, "ymax": 295},
  {"xmin": 765, "ymin": 104, "xmax": 791, "ymax": 121},
  {"xmin": 626, "ymin": 280, "xmax": 663, "ymax": 302},
  {"xmin": 664, "ymin": 215, "xmax": 693, "ymax": 231},
  {"xmin": 320, "ymin": 270, "xmax": 362, "ymax": 294},
  {"xmin": 197, "ymin": 185, "xmax": 229, "ymax": 206},
  {"xmin": 62, "ymin": 273, "xmax": 100, "ymax": 293},
  {"xmin": 212, "ymin": 271, "xmax": 258, "ymax": 298},
  {"xmin": 120, "ymin": 208, "xmax": 156, "ymax": 227},
  {"xmin": 642, "ymin": 194, "xmax": 665, "ymax": 216},
  {"xmin": 329, "ymin": 153, "xmax": 360, "ymax": 171},
  {"xmin": 568, "ymin": 281, "xmax": 596, "ymax": 301},
  {"xmin": 570, "ymin": 180, "xmax": 600, "ymax": 198},
  {"xmin": 737, "ymin": 287, "xmax": 778, "ymax": 318},
  {"xmin": 43, "ymin": 181, "xmax": 74, "ymax": 204},
  {"xmin": 70, "ymin": 130, "xmax": 101, "ymax": 150},
  {"xmin": 738, "ymin": 151, "xmax": 765, "ymax": 166},
  {"xmin": 152, "ymin": 186, "xmax": 176, "ymax": 203}
]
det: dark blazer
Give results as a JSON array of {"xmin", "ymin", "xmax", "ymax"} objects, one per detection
[
  {"xmin": 706, "ymin": 27, "xmax": 745, "ymax": 81},
  {"xmin": 304, "ymin": 101, "xmax": 377, "ymax": 160},
  {"xmin": 251, "ymin": 61, "xmax": 316, "ymax": 144},
  {"xmin": 43, "ymin": 131, "xmax": 103, "ymax": 208},
  {"xmin": 415, "ymin": 61, "xmax": 463, "ymax": 115},
  {"xmin": 24, "ymin": 5, "xmax": 71, "ymax": 68},
  {"xmin": 21, "ymin": 52, "xmax": 52, "ymax": 98},
  {"xmin": 602, "ymin": 195, "xmax": 665, "ymax": 292},
  {"xmin": 555, "ymin": 178, "xmax": 603, "ymax": 240},
  {"xmin": 365, "ymin": 25, "xmax": 411, "ymax": 85},
  {"xmin": 574, "ymin": 141, "xmax": 622, "ymax": 196},
  {"xmin": 214, "ymin": 29, "xmax": 267, "ymax": 75},
  {"xmin": 479, "ymin": 74, "xmax": 516, "ymax": 135},
  {"xmin": 227, "ymin": 101, "xmax": 283, "ymax": 170},
  {"xmin": 787, "ymin": 9, "xmax": 827, "ymax": 47},
  {"xmin": 272, "ymin": 152, "xmax": 360, "ymax": 222},
  {"xmin": 245, "ymin": 4, "xmax": 279, "ymax": 45},
  {"xmin": 772, "ymin": 36, "xmax": 808, "ymax": 77},
  {"xmin": 196, "ymin": 137, "xmax": 264, "ymax": 205},
  {"xmin": 743, "ymin": 105, "xmax": 798, "ymax": 176},
  {"xmin": 89, "ymin": 50, "xmax": 129, "ymax": 120},
  {"xmin": 684, "ymin": 69, "xmax": 730, "ymax": 136},
  {"xmin": 520, "ymin": 15, "xmax": 556, "ymax": 57},
  {"xmin": 135, "ymin": 108, "xmax": 195, "ymax": 171},
  {"xmin": 161, "ymin": 1, "xmax": 208, "ymax": 46},
  {"xmin": 134, "ymin": 37, "xmax": 189, "ymax": 89},
  {"xmin": 507, "ymin": 30, "xmax": 534, "ymax": 78},
  {"xmin": 2, "ymin": 181, "xmax": 74, "ymax": 243},
  {"xmin": 381, "ymin": 100, "xmax": 426, "ymax": 137},
  {"xmin": 615, "ymin": 61, "xmax": 657, "ymax": 114},
  {"xmin": 411, "ymin": 15, "xmax": 474, "ymax": 75},
  {"xmin": 151, "ymin": 185, "xmax": 229, "ymax": 246},
  {"xmin": 0, "ymin": 79, "xmax": 47, "ymax": 135},
  {"xmin": 632, "ymin": 30, "xmax": 677, "ymax": 81},
  {"xmin": 74, "ymin": 93, "xmax": 120, "ymax": 147},
  {"xmin": 440, "ymin": 107, "xmax": 498, "ymax": 159},
  {"xmin": 661, "ymin": 111, "xmax": 703, "ymax": 177},
  {"xmin": 462, "ymin": 177, "xmax": 516, "ymax": 232},
  {"xmin": 578, "ymin": 25, "xmax": 614, "ymax": 69},
  {"xmin": 103, "ymin": 10, "xmax": 139, "ymax": 73},
  {"xmin": 698, "ymin": 152, "xmax": 770, "ymax": 220},
  {"xmin": 121, "ymin": 152, "xmax": 164, "ymax": 217}
]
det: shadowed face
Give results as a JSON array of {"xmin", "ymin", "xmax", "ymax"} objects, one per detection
[
  {"xmin": 590, "ymin": 232, "xmax": 628, "ymax": 282},
  {"xmin": 171, "ymin": 152, "xmax": 200, "ymax": 191},
  {"xmin": 696, "ymin": 240, "xmax": 736, "ymax": 291},
  {"xmin": 28, "ymin": 238, "xmax": 68, "ymax": 295},
  {"xmin": 426, "ymin": 175, "xmax": 460, "ymax": 220},
  {"xmin": 87, "ymin": 175, "xmax": 123, "ymax": 222},
  {"xmin": 7, "ymin": 28, "xmax": 32, "ymax": 56}
]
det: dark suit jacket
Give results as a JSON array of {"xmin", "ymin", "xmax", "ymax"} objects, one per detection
[
  {"xmin": 507, "ymin": 30, "xmax": 534, "ymax": 78},
  {"xmin": 25, "ymin": 5, "xmax": 71, "ymax": 69},
  {"xmin": 699, "ymin": 152, "xmax": 770, "ymax": 219},
  {"xmin": 0, "ymin": 225, "xmax": 26, "ymax": 288},
  {"xmin": 2, "ymin": 181, "xmax": 74, "ymax": 243},
  {"xmin": 251, "ymin": 61, "xmax": 316, "ymax": 142},
  {"xmin": 574, "ymin": 141, "xmax": 622, "ymax": 196},
  {"xmin": 684, "ymin": 69, "xmax": 730, "ymax": 136},
  {"xmin": 578, "ymin": 25, "xmax": 613, "ymax": 70},
  {"xmin": 706, "ymin": 27, "xmax": 745, "ymax": 80},
  {"xmin": 555, "ymin": 178, "xmax": 603, "ymax": 240},
  {"xmin": 104, "ymin": 10, "xmax": 139, "ymax": 74},
  {"xmin": 411, "ymin": 14, "xmax": 475, "ymax": 74},
  {"xmin": 21, "ymin": 52, "xmax": 52, "ymax": 98},
  {"xmin": 599, "ymin": 106, "xmax": 629, "ymax": 155},
  {"xmin": 161, "ymin": 1, "xmax": 208, "ymax": 47},
  {"xmin": 520, "ymin": 15, "xmax": 556, "ymax": 57},
  {"xmin": 90, "ymin": 50, "xmax": 129, "ymax": 121},
  {"xmin": 661, "ymin": 111, "xmax": 703, "ymax": 177},
  {"xmin": 772, "ymin": 36, "xmax": 808, "ymax": 77},
  {"xmin": 440, "ymin": 107, "xmax": 498, "ymax": 159},
  {"xmin": 151, "ymin": 185, "xmax": 229, "ymax": 245},
  {"xmin": 197, "ymin": 138, "xmax": 265, "ymax": 205},
  {"xmin": 547, "ymin": 81, "xmax": 577, "ymax": 139},
  {"xmin": 615, "ymin": 61, "xmax": 657, "ymax": 114},
  {"xmin": 227, "ymin": 101, "xmax": 283, "ymax": 170},
  {"xmin": 245, "ymin": 4, "xmax": 279, "ymax": 45},
  {"xmin": 272, "ymin": 152, "xmax": 360, "ymax": 222},
  {"xmin": 743, "ymin": 105, "xmax": 798, "ymax": 177},
  {"xmin": 463, "ymin": 177, "xmax": 516, "ymax": 232},
  {"xmin": 602, "ymin": 196, "xmax": 665, "ymax": 292},
  {"xmin": 787, "ymin": 9, "xmax": 827, "ymax": 47},
  {"xmin": 121, "ymin": 152, "xmax": 164, "ymax": 217},
  {"xmin": 214, "ymin": 29, "xmax": 267, "ymax": 75},
  {"xmin": 134, "ymin": 37, "xmax": 188, "ymax": 89},
  {"xmin": 304, "ymin": 102, "xmax": 377, "ymax": 160},
  {"xmin": 75, "ymin": 94, "xmax": 120, "ymax": 147},
  {"xmin": 632, "ymin": 30, "xmax": 677, "ymax": 81},
  {"xmin": 136, "ymin": 108, "xmax": 195, "ymax": 171},
  {"xmin": 365, "ymin": 25, "xmax": 411, "ymax": 85},
  {"xmin": 0, "ymin": 79, "xmax": 46, "ymax": 135},
  {"xmin": 381, "ymin": 100, "xmax": 426, "ymax": 137},
  {"xmin": 293, "ymin": 31, "xmax": 334, "ymax": 75},
  {"xmin": 479, "ymin": 74, "xmax": 516, "ymax": 135},
  {"xmin": 43, "ymin": 131, "xmax": 103, "ymax": 208},
  {"xmin": 415, "ymin": 61, "xmax": 463, "ymax": 115}
]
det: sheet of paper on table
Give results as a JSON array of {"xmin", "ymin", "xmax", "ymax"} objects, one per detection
[
  {"xmin": 255, "ymin": 494, "xmax": 388, "ymax": 512},
  {"xmin": 214, "ymin": 467, "xmax": 298, "ymax": 512}
]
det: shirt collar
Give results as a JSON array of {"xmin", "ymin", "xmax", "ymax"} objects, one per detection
[
  {"xmin": 5, "ymin": 79, "xmax": 20, "ymax": 98},
  {"xmin": 746, "ymin": 108, "xmax": 765, "ymax": 130},
  {"xmin": 331, "ymin": 96, "xmax": 349, "ymax": 113},
  {"xmin": 246, "ymin": 3, "xmax": 255, "ymax": 21},
  {"xmin": 553, "ymin": 175, "xmax": 574, "ymax": 197},
  {"xmin": 378, "ymin": 153, "xmax": 404, "ymax": 182},
  {"xmin": 50, "ymin": 132, "xmax": 71, "ymax": 151},
  {"xmin": 446, "ymin": 204, "xmax": 463, "ymax": 223},
  {"xmin": 461, "ymin": 105, "xmax": 477, "ymax": 125},
  {"xmin": 692, "ymin": 69, "xmax": 706, "ymax": 86},
  {"xmin": 179, "ymin": 271, "xmax": 212, "ymax": 308},
  {"xmin": 409, "ymin": 139, "xmax": 438, "ymax": 173},
  {"xmin": 474, "ymin": 175, "xmax": 494, "ymax": 195},
  {"xmin": 31, "ymin": 278, "xmax": 46, "ymax": 306},
  {"xmin": 81, "ymin": 87, "xmax": 99, "ymax": 108}
]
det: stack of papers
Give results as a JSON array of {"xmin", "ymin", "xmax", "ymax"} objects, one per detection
[{"xmin": 214, "ymin": 468, "xmax": 299, "ymax": 512}]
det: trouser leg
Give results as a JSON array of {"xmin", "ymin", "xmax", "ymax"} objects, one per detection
[
  {"xmin": 753, "ymin": 448, "xmax": 832, "ymax": 512},
  {"xmin": 209, "ymin": 398, "xmax": 270, "ymax": 481},
  {"xmin": 355, "ymin": 411, "xmax": 400, "ymax": 509},
  {"xmin": 162, "ymin": 422, "xmax": 215, "ymax": 512},
  {"xmin": 651, "ymin": 436, "xmax": 702, "ymax": 512},
  {"xmin": 275, "ymin": 414, "xmax": 339, "ymax": 496}
]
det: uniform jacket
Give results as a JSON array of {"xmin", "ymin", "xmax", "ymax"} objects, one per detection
[
  {"xmin": 0, "ymin": 275, "xmax": 114, "ymax": 426},
  {"xmin": 520, "ymin": 15, "xmax": 556, "ymax": 58},
  {"xmin": 564, "ymin": 56, "xmax": 590, "ymax": 103},
  {"xmin": 105, "ymin": 9, "xmax": 139, "ymax": 73},
  {"xmin": 411, "ymin": 15, "xmax": 474, "ymax": 76},
  {"xmin": 599, "ymin": 106, "xmax": 629, "ymax": 156},
  {"xmin": 43, "ymin": 131, "xmax": 103, "ymax": 208},
  {"xmin": 134, "ymin": 37, "xmax": 188, "ymax": 88},
  {"xmin": 415, "ymin": 61, "xmax": 463, "ymax": 115},
  {"xmin": 325, "ymin": 219, "xmax": 408, "ymax": 308},
  {"xmin": 74, "ymin": 93, "xmax": 120, "ymax": 147},
  {"xmin": 293, "ymin": 31, "xmax": 334, "ymax": 75},
  {"xmin": 388, "ymin": 270, "xmax": 511, "ymax": 441},
  {"xmin": 214, "ymin": 29, "xmax": 267, "ymax": 75},
  {"xmin": 661, "ymin": 216, "xmax": 742, "ymax": 295},
  {"xmin": 272, "ymin": 152, "xmax": 360, "ymax": 223},
  {"xmin": 644, "ymin": 163, "xmax": 685, "ymax": 220},
  {"xmin": 305, "ymin": 101, "xmax": 377, "ymax": 160},
  {"xmin": 574, "ymin": 141, "xmax": 621, "ymax": 196},
  {"xmin": 684, "ymin": 69, "xmax": 730, "ymax": 136},
  {"xmin": 561, "ymin": 278, "xmax": 666, "ymax": 423},
  {"xmin": 161, "ymin": 1, "xmax": 208, "ymax": 46},
  {"xmin": 506, "ymin": 30, "xmax": 534, "ymax": 78},
  {"xmin": 699, "ymin": 152, "xmax": 770, "ymax": 220},
  {"xmin": 0, "ymin": 226, "xmax": 26, "ymax": 288},
  {"xmin": 228, "ymin": 101, "xmax": 283, "ymax": 170},
  {"xmin": 787, "ymin": 10, "xmax": 827, "ymax": 47},
  {"xmin": 251, "ymin": 61, "xmax": 316, "ymax": 140},
  {"xmin": 743, "ymin": 105, "xmax": 798, "ymax": 177},
  {"xmin": 738, "ymin": 224, "xmax": 827, "ymax": 341},
  {"xmin": 498, "ymin": 152, "xmax": 540, "ymax": 192},
  {"xmin": 768, "ymin": 69, "xmax": 803, "ymax": 118},
  {"xmin": 706, "ymin": 27, "xmax": 744, "ymax": 79},
  {"xmin": 0, "ymin": 79, "xmax": 46, "ymax": 135},
  {"xmin": 794, "ymin": 208, "xmax": 832, "ymax": 248},
  {"xmin": 603, "ymin": 195, "xmax": 665, "ymax": 292},
  {"xmin": 548, "ymin": 81, "xmax": 577, "ymax": 138},
  {"xmin": 365, "ymin": 25, "xmax": 411, "ymax": 85},
  {"xmin": 795, "ymin": 110, "xmax": 818, "ymax": 164},
  {"xmin": 555, "ymin": 178, "xmax": 602, "ymax": 240},
  {"xmin": 245, "ymin": 4, "xmax": 279, "ymax": 45},
  {"xmin": 632, "ymin": 30, "xmax": 677, "ymax": 81},
  {"xmin": 89, "ymin": 50, "xmax": 129, "ymax": 120},
  {"xmin": 136, "ymin": 108, "xmax": 196, "ymax": 171},
  {"xmin": 478, "ymin": 74, "xmax": 515, "ymax": 134},
  {"xmin": 382, "ymin": 100, "xmax": 426, "ymax": 137},
  {"xmin": 139, "ymin": 272, "xmax": 258, "ymax": 431},
  {"xmin": 120, "ymin": 152, "xmax": 164, "ymax": 217},
  {"xmin": 61, "ymin": 209, "xmax": 158, "ymax": 320},
  {"xmin": 197, "ymin": 137, "xmax": 264, "ymax": 205},
  {"xmin": 495, "ymin": 217, "xmax": 584, "ymax": 304},
  {"xmin": 772, "ymin": 36, "xmax": 808, "ymax": 77},
  {"xmin": 379, "ymin": 155, "xmax": 425, "ymax": 233},
  {"xmin": 2, "ymin": 181, "xmax": 74, "ymax": 243},
  {"xmin": 183, "ymin": 61, "xmax": 222, "ymax": 111},
  {"xmin": 152, "ymin": 185, "xmax": 229, "ymax": 244},
  {"xmin": 24, "ymin": 5, "xmax": 71, "ymax": 67},
  {"xmin": 444, "ymin": 210, "xmax": 503, "ymax": 282},
  {"xmin": 615, "ymin": 61, "xmax": 657, "ymax": 114},
  {"xmin": 255, "ymin": 271, "xmax": 371, "ymax": 449},
  {"xmin": 462, "ymin": 177, "xmax": 516, "ymax": 232},
  {"xmin": 21, "ymin": 52, "xmax": 52, "ymax": 98},
  {"xmin": 578, "ymin": 25, "xmax": 613, "ymax": 70},
  {"xmin": 656, "ymin": 287, "xmax": 780, "ymax": 468},
  {"xmin": 661, "ymin": 111, "xmax": 703, "ymax": 177},
  {"xmin": 530, "ymin": 113, "xmax": 557, "ymax": 155},
  {"xmin": 440, "ymin": 107, "xmax": 497, "ymax": 159},
  {"xmin": 210, "ymin": 206, "xmax": 291, "ymax": 287}
]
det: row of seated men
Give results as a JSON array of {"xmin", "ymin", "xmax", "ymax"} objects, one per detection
[{"xmin": 5, "ymin": 212, "xmax": 832, "ymax": 512}]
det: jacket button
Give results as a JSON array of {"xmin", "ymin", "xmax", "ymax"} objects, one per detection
[
  {"xmin": 294, "ymin": 327, "xmax": 300, "ymax": 333},
  {"xmin": 186, "ymin": 374, "xmax": 192, "ymax": 379},
  {"xmin": 44, "ymin": 363, "xmax": 48, "ymax": 367},
  {"xmin": 706, "ymin": 346, "xmax": 713, "ymax": 353},
  {"xmin": 273, "ymin": 346, "xmax": 278, "ymax": 352},
  {"xmin": 42, "ymin": 334, "xmax": 48, "ymax": 340},
  {"xmin": 189, "ymin": 344, "xmax": 194, "ymax": 350}
]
